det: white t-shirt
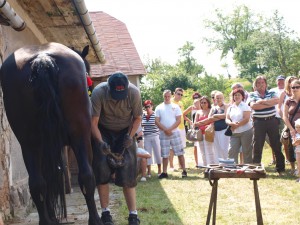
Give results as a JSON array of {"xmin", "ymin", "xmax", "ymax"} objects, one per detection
[
  {"xmin": 269, "ymin": 87, "xmax": 284, "ymax": 118},
  {"xmin": 155, "ymin": 102, "xmax": 182, "ymax": 132},
  {"xmin": 227, "ymin": 101, "xmax": 252, "ymax": 133},
  {"xmin": 294, "ymin": 133, "xmax": 300, "ymax": 152}
]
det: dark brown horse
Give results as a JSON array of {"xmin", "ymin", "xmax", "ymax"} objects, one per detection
[{"xmin": 0, "ymin": 42, "xmax": 102, "ymax": 225}]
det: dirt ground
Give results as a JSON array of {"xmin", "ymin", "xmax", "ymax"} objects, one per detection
[{"xmin": 6, "ymin": 185, "xmax": 120, "ymax": 225}]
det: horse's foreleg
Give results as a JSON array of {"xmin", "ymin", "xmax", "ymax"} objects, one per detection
[{"xmin": 71, "ymin": 141, "xmax": 102, "ymax": 225}]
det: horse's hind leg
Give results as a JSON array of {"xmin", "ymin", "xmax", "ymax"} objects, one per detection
[
  {"xmin": 23, "ymin": 147, "xmax": 59, "ymax": 225},
  {"xmin": 70, "ymin": 138, "xmax": 102, "ymax": 225}
]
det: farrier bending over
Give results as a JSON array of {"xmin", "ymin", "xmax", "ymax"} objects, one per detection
[{"xmin": 90, "ymin": 72, "xmax": 142, "ymax": 225}]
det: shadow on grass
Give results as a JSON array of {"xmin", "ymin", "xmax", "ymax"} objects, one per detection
[
  {"xmin": 263, "ymin": 164, "xmax": 297, "ymax": 180},
  {"xmin": 136, "ymin": 177, "xmax": 185, "ymax": 225},
  {"xmin": 134, "ymin": 165, "xmax": 209, "ymax": 225}
]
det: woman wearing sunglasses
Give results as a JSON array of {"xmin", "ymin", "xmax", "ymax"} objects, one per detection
[
  {"xmin": 283, "ymin": 79, "xmax": 300, "ymax": 177},
  {"xmin": 278, "ymin": 76, "xmax": 297, "ymax": 168},
  {"xmin": 194, "ymin": 96, "xmax": 216, "ymax": 165}
]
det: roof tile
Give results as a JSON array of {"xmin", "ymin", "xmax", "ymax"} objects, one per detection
[{"xmin": 89, "ymin": 11, "xmax": 146, "ymax": 79}]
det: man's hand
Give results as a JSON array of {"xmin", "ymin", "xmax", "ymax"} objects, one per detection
[
  {"xmin": 99, "ymin": 141, "xmax": 109, "ymax": 150},
  {"xmin": 98, "ymin": 141, "xmax": 110, "ymax": 154},
  {"xmin": 164, "ymin": 129, "xmax": 173, "ymax": 136},
  {"xmin": 123, "ymin": 134, "xmax": 133, "ymax": 148}
]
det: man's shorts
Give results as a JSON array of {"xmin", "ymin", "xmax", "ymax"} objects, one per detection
[
  {"xmin": 159, "ymin": 130, "xmax": 184, "ymax": 158},
  {"xmin": 92, "ymin": 126, "xmax": 137, "ymax": 188}
]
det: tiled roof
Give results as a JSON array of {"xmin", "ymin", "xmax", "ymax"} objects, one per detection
[{"xmin": 89, "ymin": 11, "xmax": 146, "ymax": 79}]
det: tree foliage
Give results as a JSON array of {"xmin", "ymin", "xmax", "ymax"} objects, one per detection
[
  {"xmin": 204, "ymin": 5, "xmax": 300, "ymax": 85},
  {"xmin": 140, "ymin": 42, "xmax": 234, "ymax": 109}
]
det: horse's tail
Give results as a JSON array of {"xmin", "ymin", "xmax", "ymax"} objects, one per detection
[{"xmin": 30, "ymin": 53, "xmax": 66, "ymax": 220}]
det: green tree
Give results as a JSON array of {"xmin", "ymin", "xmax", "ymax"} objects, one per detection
[
  {"xmin": 204, "ymin": 5, "xmax": 300, "ymax": 83},
  {"xmin": 177, "ymin": 41, "xmax": 204, "ymax": 79},
  {"xmin": 204, "ymin": 5, "xmax": 261, "ymax": 58},
  {"xmin": 140, "ymin": 42, "xmax": 234, "ymax": 108}
]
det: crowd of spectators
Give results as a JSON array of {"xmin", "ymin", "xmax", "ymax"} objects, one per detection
[{"xmin": 137, "ymin": 74, "xmax": 300, "ymax": 184}]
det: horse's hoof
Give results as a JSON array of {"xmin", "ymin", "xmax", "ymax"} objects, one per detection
[{"xmin": 88, "ymin": 217, "xmax": 103, "ymax": 225}]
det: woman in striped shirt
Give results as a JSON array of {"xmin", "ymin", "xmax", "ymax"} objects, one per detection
[{"xmin": 141, "ymin": 100, "xmax": 162, "ymax": 177}]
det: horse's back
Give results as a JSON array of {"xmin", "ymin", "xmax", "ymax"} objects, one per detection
[{"xmin": 0, "ymin": 42, "xmax": 90, "ymax": 147}]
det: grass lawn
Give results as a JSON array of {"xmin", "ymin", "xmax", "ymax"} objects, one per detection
[{"xmin": 110, "ymin": 142, "xmax": 300, "ymax": 225}]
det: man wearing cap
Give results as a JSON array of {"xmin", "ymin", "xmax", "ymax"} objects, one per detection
[
  {"xmin": 248, "ymin": 75, "xmax": 285, "ymax": 175},
  {"xmin": 90, "ymin": 72, "xmax": 142, "ymax": 225}
]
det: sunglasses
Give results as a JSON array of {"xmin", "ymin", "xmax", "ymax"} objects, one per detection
[
  {"xmin": 291, "ymin": 86, "xmax": 300, "ymax": 90},
  {"xmin": 145, "ymin": 105, "xmax": 151, "ymax": 108},
  {"xmin": 176, "ymin": 93, "xmax": 183, "ymax": 96}
]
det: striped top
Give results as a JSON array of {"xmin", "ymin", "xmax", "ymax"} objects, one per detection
[
  {"xmin": 248, "ymin": 90, "xmax": 276, "ymax": 118},
  {"xmin": 141, "ymin": 112, "xmax": 159, "ymax": 136}
]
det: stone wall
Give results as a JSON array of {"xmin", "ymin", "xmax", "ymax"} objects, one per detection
[
  {"xmin": 0, "ymin": 25, "xmax": 10, "ymax": 225},
  {"xmin": 0, "ymin": 25, "xmax": 41, "ymax": 222}
]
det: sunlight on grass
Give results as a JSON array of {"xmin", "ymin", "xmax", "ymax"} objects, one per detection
[{"xmin": 110, "ymin": 142, "xmax": 300, "ymax": 225}]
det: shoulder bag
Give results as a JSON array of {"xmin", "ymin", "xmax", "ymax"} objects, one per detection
[
  {"xmin": 205, "ymin": 123, "xmax": 215, "ymax": 142},
  {"xmin": 186, "ymin": 126, "xmax": 203, "ymax": 142},
  {"xmin": 281, "ymin": 102, "xmax": 300, "ymax": 145}
]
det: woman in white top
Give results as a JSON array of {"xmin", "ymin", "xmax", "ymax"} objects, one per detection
[{"xmin": 225, "ymin": 89, "xmax": 253, "ymax": 164}]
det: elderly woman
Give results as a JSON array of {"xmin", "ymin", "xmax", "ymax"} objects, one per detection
[
  {"xmin": 194, "ymin": 96, "xmax": 216, "ymax": 165},
  {"xmin": 208, "ymin": 91, "xmax": 230, "ymax": 161},
  {"xmin": 225, "ymin": 89, "xmax": 253, "ymax": 163},
  {"xmin": 283, "ymin": 79, "xmax": 300, "ymax": 176}
]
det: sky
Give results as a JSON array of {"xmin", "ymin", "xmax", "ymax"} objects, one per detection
[{"xmin": 85, "ymin": 0, "xmax": 300, "ymax": 76}]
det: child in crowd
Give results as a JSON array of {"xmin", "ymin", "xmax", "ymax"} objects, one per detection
[
  {"xmin": 136, "ymin": 126, "xmax": 151, "ymax": 182},
  {"xmin": 292, "ymin": 118, "xmax": 300, "ymax": 182}
]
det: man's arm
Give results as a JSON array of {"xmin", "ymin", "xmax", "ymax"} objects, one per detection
[
  {"xmin": 168, "ymin": 115, "xmax": 181, "ymax": 131},
  {"xmin": 91, "ymin": 116, "xmax": 103, "ymax": 142},
  {"xmin": 278, "ymin": 91, "xmax": 285, "ymax": 118},
  {"xmin": 250, "ymin": 97, "xmax": 279, "ymax": 110},
  {"xmin": 129, "ymin": 115, "xmax": 142, "ymax": 138},
  {"xmin": 155, "ymin": 115, "xmax": 181, "ymax": 136},
  {"xmin": 155, "ymin": 116, "xmax": 167, "ymax": 132}
]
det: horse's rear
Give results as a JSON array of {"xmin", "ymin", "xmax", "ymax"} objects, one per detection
[{"xmin": 0, "ymin": 42, "xmax": 101, "ymax": 225}]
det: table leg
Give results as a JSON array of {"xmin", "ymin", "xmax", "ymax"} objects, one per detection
[
  {"xmin": 206, "ymin": 179, "xmax": 218, "ymax": 225},
  {"xmin": 252, "ymin": 179, "xmax": 263, "ymax": 225}
]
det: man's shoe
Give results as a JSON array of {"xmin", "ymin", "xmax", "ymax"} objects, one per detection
[
  {"xmin": 182, "ymin": 170, "xmax": 187, "ymax": 178},
  {"xmin": 158, "ymin": 172, "xmax": 168, "ymax": 179},
  {"xmin": 278, "ymin": 171, "xmax": 286, "ymax": 177},
  {"xmin": 101, "ymin": 211, "xmax": 114, "ymax": 225},
  {"xmin": 128, "ymin": 214, "xmax": 140, "ymax": 225},
  {"xmin": 268, "ymin": 160, "xmax": 276, "ymax": 166}
]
